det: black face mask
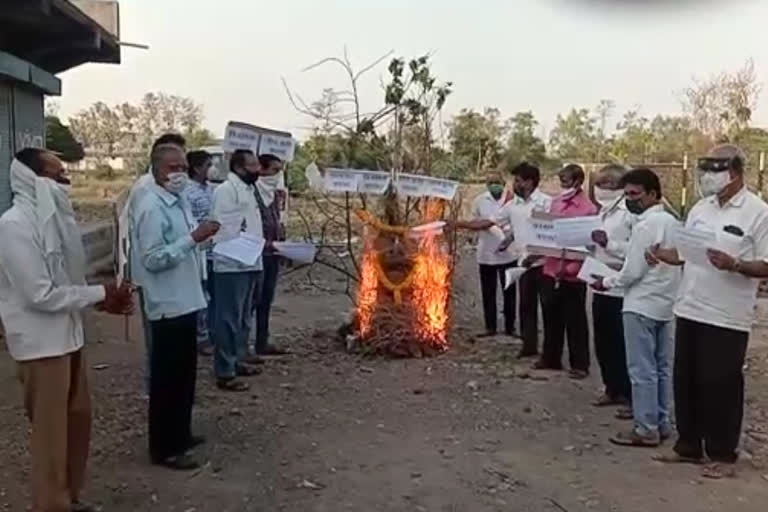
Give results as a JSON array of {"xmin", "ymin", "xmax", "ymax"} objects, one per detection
[
  {"xmin": 625, "ymin": 198, "xmax": 645, "ymax": 215},
  {"xmin": 236, "ymin": 170, "xmax": 257, "ymax": 185}
]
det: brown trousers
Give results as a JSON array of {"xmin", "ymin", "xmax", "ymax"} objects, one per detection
[{"xmin": 18, "ymin": 349, "xmax": 92, "ymax": 512}]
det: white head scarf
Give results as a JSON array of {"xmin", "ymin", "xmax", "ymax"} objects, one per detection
[{"xmin": 10, "ymin": 158, "xmax": 87, "ymax": 285}]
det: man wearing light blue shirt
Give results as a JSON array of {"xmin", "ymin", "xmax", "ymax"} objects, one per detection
[{"xmin": 134, "ymin": 144, "xmax": 220, "ymax": 470}]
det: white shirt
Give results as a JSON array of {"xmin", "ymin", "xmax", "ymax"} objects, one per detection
[
  {"xmin": 674, "ymin": 187, "xmax": 768, "ymax": 332},
  {"xmin": 496, "ymin": 188, "xmax": 553, "ymax": 264},
  {"xmin": 211, "ymin": 173, "xmax": 264, "ymax": 273},
  {"xmin": 127, "ymin": 173, "xmax": 155, "ymax": 287},
  {"xmin": 0, "ymin": 206, "xmax": 105, "ymax": 361},
  {"xmin": 471, "ymin": 191, "xmax": 517, "ymax": 265},
  {"xmin": 594, "ymin": 198, "xmax": 634, "ymax": 298},
  {"xmin": 604, "ymin": 205, "xmax": 682, "ymax": 322}
]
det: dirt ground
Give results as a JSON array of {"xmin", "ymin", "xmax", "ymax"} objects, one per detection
[{"xmin": 2, "ymin": 252, "xmax": 768, "ymax": 512}]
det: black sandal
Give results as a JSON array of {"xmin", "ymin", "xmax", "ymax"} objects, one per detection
[
  {"xmin": 216, "ymin": 378, "xmax": 250, "ymax": 392},
  {"xmin": 236, "ymin": 364, "xmax": 262, "ymax": 377}
]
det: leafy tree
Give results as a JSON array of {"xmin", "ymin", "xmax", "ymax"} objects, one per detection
[
  {"xmin": 503, "ymin": 111, "xmax": 547, "ymax": 165},
  {"xmin": 548, "ymin": 107, "xmax": 601, "ymax": 162},
  {"xmin": 45, "ymin": 115, "xmax": 84, "ymax": 162},
  {"xmin": 446, "ymin": 107, "xmax": 506, "ymax": 177}
]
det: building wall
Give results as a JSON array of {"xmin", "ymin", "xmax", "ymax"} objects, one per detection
[{"xmin": 0, "ymin": 79, "xmax": 45, "ymax": 214}]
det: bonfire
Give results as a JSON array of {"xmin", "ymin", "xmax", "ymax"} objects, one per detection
[{"xmin": 344, "ymin": 194, "xmax": 456, "ymax": 358}]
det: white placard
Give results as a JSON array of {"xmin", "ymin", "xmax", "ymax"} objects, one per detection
[
  {"xmin": 223, "ymin": 123, "xmax": 260, "ymax": 153},
  {"xmin": 358, "ymin": 170, "xmax": 391, "ymax": 195},
  {"xmin": 396, "ymin": 174, "xmax": 428, "ymax": 197},
  {"xmin": 259, "ymin": 132, "xmax": 295, "ymax": 162},
  {"xmin": 422, "ymin": 176, "xmax": 459, "ymax": 200},
  {"xmin": 324, "ymin": 168, "xmax": 361, "ymax": 192},
  {"xmin": 213, "ymin": 233, "xmax": 265, "ymax": 266},
  {"xmin": 674, "ymin": 227, "xmax": 717, "ymax": 268},
  {"xmin": 554, "ymin": 216, "xmax": 602, "ymax": 248},
  {"xmin": 504, "ymin": 267, "xmax": 529, "ymax": 289},
  {"xmin": 525, "ymin": 217, "xmax": 558, "ymax": 247},
  {"xmin": 273, "ymin": 241, "xmax": 317, "ymax": 264},
  {"xmin": 577, "ymin": 256, "xmax": 619, "ymax": 285}
]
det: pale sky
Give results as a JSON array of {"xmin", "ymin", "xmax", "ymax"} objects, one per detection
[{"xmin": 58, "ymin": 0, "xmax": 765, "ymax": 142}]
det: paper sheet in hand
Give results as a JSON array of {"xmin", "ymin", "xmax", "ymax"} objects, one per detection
[
  {"xmin": 273, "ymin": 242, "xmax": 317, "ymax": 264},
  {"xmin": 577, "ymin": 256, "xmax": 618, "ymax": 285},
  {"xmin": 504, "ymin": 267, "xmax": 529, "ymax": 290},
  {"xmin": 674, "ymin": 227, "xmax": 716, "ymax": 268},
  {"xmin": 213, "ymin": 234, "xmax": 265, "ymax": 266},
  {"xmin": 554, "ymin": 216, "xmax": 602, "ymax": 248}
]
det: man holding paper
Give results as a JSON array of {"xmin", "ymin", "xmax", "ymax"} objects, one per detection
[
  {"xmin": 537, "ymin": 164, "xmax": 598, "ymax": 379},
  {"xmin": 650, "ymin": 144, "xmax": 768, "ymax": 478},
  {"xmin": 592, "ymin": 168, "xmax": 681, "ymax": 448},
  {"xmin": 211, "ymin": 149, "xmax": 265, "ymax": 391},
  {"xmin": 496, "ymin": 161, "xmax": 552, "ymax": 358},
  {"xmin": 253, "ymin": 154, "xmax": 289, "ymax": 356},
  {"xmin": 134, "ymin": 144, "xmax": 220, "ymax": 470},
  {"xmin": 590, "ymin": 164, "xmax": 634, "ymax": 408},
  {"xmin": 453, "ymin": 171, "xmax": 518, "ymax": 338}
]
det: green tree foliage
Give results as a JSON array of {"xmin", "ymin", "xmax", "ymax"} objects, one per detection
[
  {"xmin": 447, "ymin": 108, "xmax": 506, "ymax": 177},
  {"xmin": 45, "ymin": 115, "xmax": 84, "ymax": 163},
  {"xmin": 503, "ymin": 111, "xmax": 547, "ymax": 166},
  {"xmin": 548, "ymin": 108, "xmax": 601, "ymax": 162}
]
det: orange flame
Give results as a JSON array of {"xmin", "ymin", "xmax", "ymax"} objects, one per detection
[
  {"xmin": 411, "ymin": 231, "xmax": 450, "ymax": 347},
  {"xmin": 357, "ymin": 237, "xmax": 378, "ymax": 337}
]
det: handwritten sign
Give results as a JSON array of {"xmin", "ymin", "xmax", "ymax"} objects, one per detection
[
  {"xmin": 358, "ymin": 170, "xmax": 391, "ymax": 195},
  {"xmin": 324, "ymin": 168, "xmax": 360, "ymax": 192},
  {"xmin": 223, "ymin": 123, "xmax": 260, "ymax": 153},
  {"xmin": 223, "ymin": 121, "xmax": 295, "ymax": 162},
  {"xmin": 259, "ymin": 132, "xmax": 295, "ymax": 162}
]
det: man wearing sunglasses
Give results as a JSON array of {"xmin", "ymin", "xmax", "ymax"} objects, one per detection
[{"xmin": 650, "ymin": 144, "xmax": 768, "ymax": 478}]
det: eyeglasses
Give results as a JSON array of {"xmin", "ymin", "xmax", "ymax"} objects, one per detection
[{"xmin": 697, "ymin": 157, "xmax": 731, "ymax": 173}]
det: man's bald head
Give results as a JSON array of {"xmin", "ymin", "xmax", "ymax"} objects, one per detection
[{"xmin": 708, "ymin": 143, "xmax": 747, "ymax": 173}]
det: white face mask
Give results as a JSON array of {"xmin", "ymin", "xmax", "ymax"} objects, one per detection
[
  {"xmin": 698, "ymin": 171, "xmax": 731, "ymax": 198},
  {"xmin": 594, "ymin": 187, "xmax": 622, "ymax": 207},
  {"xmin": 164, "ymin": 172, "xmax": 188, "ymax": 196},
  {"xmin": 560, "ymin": 187, "xmax": 576, "ymax": 198},
  {"xmin": 259, "ymin": 174, "xmax": 281, "ymax": 190}
]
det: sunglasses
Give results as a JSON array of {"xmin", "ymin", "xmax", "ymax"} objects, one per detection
[{"xmin": 697, "ymin": 157, "xmax": 731, "ymax": 173}]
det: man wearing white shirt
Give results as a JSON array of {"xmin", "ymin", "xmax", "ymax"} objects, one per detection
[
  {"xmin": 496, "ymin": 162, "xmax": 552, "ymax": 358},
  {"xmin": 594, "ymin": 168, "xmax": 681, "ymax": 448},
  {"xmin": 0, "ymin": 149, "xmax": 132, "ymax": 511},
  {"xmin": 651, "ymin": 144, "xmax": 768, "ymax": 478},
  {"xmin": 211, "ymin": 150, "xmax": 265, "ymax": 391},
  {"xmin": 589, "ymin": 165, "xmax": 634, "ymax": 408},
  {"xmin": 454, "ymin": 171, "xmax": 518, "ymax": 337}
]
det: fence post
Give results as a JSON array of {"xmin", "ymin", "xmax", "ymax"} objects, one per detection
[
  {"xmin": 681, "ymin": 152, "xmax": 689, "ymax": 217},
  {"xmin": 759, "ymin": 151, "xmax": 765, "ymax": 199}
]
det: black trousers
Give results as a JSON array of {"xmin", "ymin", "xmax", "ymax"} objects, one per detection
[
  {"xmin": 673, "ymin": 317, "xmax": 748, "ymax": 463},
  {"xmin": 518, "ymin": 265, "xmax": 544, "ymax": 355},
  {"xmin": 254, "ymin": 255, "xmax": 280, "ymax": 353},
  {"xmin": 479, "ymin": 262, "xmax": 517, "ymax": 335},
  {"xmin": 592, "ymin": 294, "xmax": 631, "ymax": 400},
  {"xmin": 149, "ymin": 312, "xmax": 198, "ymax": 461},
  {"xmin": 540, "ymin": 276, "xmax": 590, "ymax": 372}
]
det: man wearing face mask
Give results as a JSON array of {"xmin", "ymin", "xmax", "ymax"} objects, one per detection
[
  {"xmin": 253, "ymin": 154, "xmax": 289, "ymax": 356},
  {"xmin": 134, "ymin": 144, "xmax": 220, "ymax": 470},
  {"xmin": 454, "ymin": 171, "xmax": 518, "ymax": 338},
  {"xmin": 184, "ymin": 150, "xmax": 215, "ymax": 356},
  {"xmin": 537, "ymin": 164, "xmax": 598, "ymax": 379},
  {"xmin": 589, "ymin": 164, "xmax": 634, "ymax": 409},
  {"xmin": 650, "ymin": 144, "xmax": 768, "ymax": 478},
  {"xmin": 592, "ymin": 168, "xmax": 681, "ymax": 448},
  {"xmin": 210, "ymin": 149, "xmax": 265, "ymax": 392},
  {"xmin": 0, "ymin": 148, "xmax": 133, "ymax": 511},
  {"xmin": 128, "ymin": 133, "xmax": 187, "ymax": 395},
  {"xmin": 495, "ymin": 162, "xmax": 552, "ymax": 358}
]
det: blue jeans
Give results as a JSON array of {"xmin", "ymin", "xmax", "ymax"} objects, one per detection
[
  {"xmin": 253, "ymin": 255, "xmax": 280, "ymax": 353},
  {"xmin": 623, "ymin": 312, "xmax": 673, "ymax": 437},
  {"xmin": 139, "ymin": 289, "xmax": 153, "ymax": 393},
  {"xmin": 197, "ymin": 260, "xmax": 215, "ymax": 348},
  {"xmin": 213, "ymin": 271, "xmax": 261, "ymax": 379}
]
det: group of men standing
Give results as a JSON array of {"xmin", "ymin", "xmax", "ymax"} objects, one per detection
[
  {"xmin": 127, "ymin": 136, "xmax": 290, "ymax": 470},
  {"xmin": 0, "ymin": 133, "xmax": 290, "ymax": 510},
  {"xmin": 465, "ymin": 143, "xmax": 768, "ymax": 479}
]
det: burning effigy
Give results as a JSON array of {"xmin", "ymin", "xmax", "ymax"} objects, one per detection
[
  {"xmin": 310, "ymin": 166, "xmax": 461, "ymax": 358},
  {"xmin": 353, "ymin": 197, "xmax": 452, "ymax": 357}
]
